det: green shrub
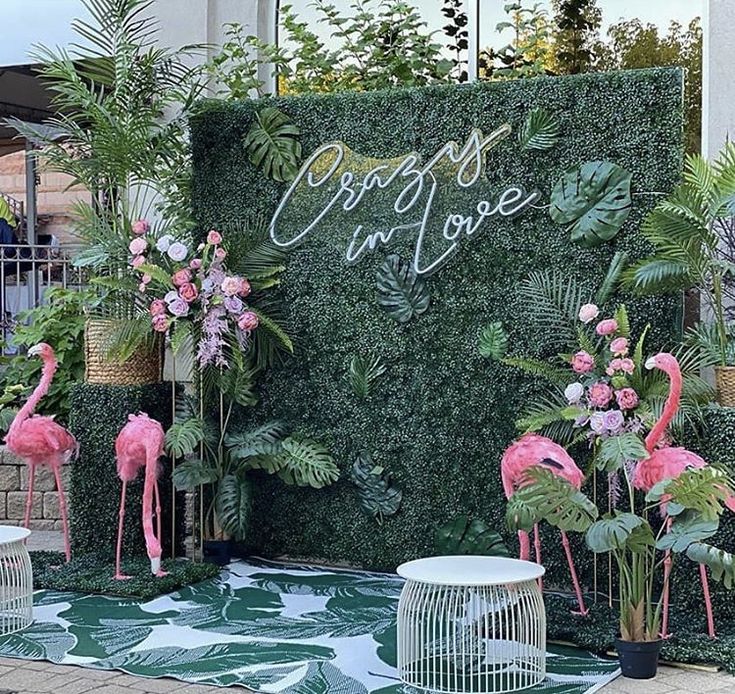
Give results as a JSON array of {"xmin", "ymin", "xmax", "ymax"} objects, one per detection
[{"xmin": 0, "ymin": 288, "xmax": 96, "ymax": 433}]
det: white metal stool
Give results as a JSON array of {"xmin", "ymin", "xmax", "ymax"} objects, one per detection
[
  {"xmin": 397, "ymin": 556, "xmax": 546, "ymax": 693},
  {"xmin": 0, "ymin": 526, "xmax": 33, "ymax": 635}
]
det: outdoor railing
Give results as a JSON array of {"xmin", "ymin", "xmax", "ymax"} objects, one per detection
[{"xmin": 0, "ymin": 243, "xmax": 87, "ymax": 355}]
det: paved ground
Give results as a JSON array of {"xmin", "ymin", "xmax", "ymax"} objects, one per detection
[{"xmin": 600, "ymin": 664, "xmax": 735, "ymax": 693}]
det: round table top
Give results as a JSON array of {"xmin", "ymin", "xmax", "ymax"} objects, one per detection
[
  {"xmin": 0, "ymin": 526, "xmax": 31, "ymax": 544},
  {"xmin": 397, "ymin": 556, "xmax": 545, "ymax": 586}
]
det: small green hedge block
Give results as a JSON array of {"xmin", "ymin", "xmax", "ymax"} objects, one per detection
[
  {"xmin": 191, "ymin": 69, "xmax": 684, "ymax": 576},
  {"xmin": 68, "ymin": 383, "xmax": 182, "ymax": 559}
]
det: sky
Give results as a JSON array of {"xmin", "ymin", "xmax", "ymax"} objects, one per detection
[{"xmin": 0, "ymin": 0, "xmax": 703, "ymax": 68}]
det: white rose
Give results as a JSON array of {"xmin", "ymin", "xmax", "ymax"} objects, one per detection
[
  {"xmin": 167, "ymin": 242, "xmax": 188, "ymax": 262},
  {"xmin": 578, "ymin": 303, "xmax": 600, "ymax": 324},
  {"xmin": 564, "ymin": 382, "xmax": 585, "ymax": 404},
  {"xmin": 156, "ymin": 235, "xmax": 174, "ymax": 253}
]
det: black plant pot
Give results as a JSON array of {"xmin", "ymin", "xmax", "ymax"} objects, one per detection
[
  {"xmin": 203, "ymin": 539, "xmax": 233, "ymax": 566},
  {"xmin": 615, "ymin": 638, "xmax": 663, "ymax": 679}
]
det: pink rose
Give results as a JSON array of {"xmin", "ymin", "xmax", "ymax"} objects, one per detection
[
  {"xmin": 172, "ymin": 269, "xmax": 192, "ymax": 287},
  {"xmin": 221, "ymin": 276, "xmax": 241, "ymax": 296},
  {"xmin": 238, "ymin": 311, "xmax": 259, "ymax": 332},
  {"xmin": 190, "ymin": 258, "xmax": 202, "ymax": 270},
  {"xmin": 215, "ymin": 248, "xmax": 227, "ymax": 260},
  {"xmin": 616, "ymin": 387, "xmax": 639, "ymax": 410},
  {"xmin": 610, "ymin": 337, "xmax": 629, "ymax": 356},
  {"xmin": 149, "ymin": 299, "xmax": 166, "ymax": 316},
  {"xmin": 132, "ymin": 219, "xmax": 150, "ymax": 235},
  {"xmin": 579, "ymin": 303, "xmax": 599, "ymax": 324},
  {"xmin": 571, "ymin": 350, "xmax": 595, "ymax": 374},
  {"xmin": 179, "ymin": 282, "xmax": 199, "ymax": 303},
  {"xmin": 138, "ymin": 283, "xmax": 147, "ymax": 292},
  {"xmin": 141, "ymin": 274, "xmax": 152, "ymax": 285},
  {"xmin": 207, "ymin": 230, "xmax": 222, "ymax": 245},
  {"xmin": 620, "ymin": 358, "xmax": 635, "ymax": 374},
  {"xmin": 131, "ymin": 255, "xmax": 145, "ymax": 269},
  {"xmin": 596, "ymin": 319, "xmax": 618, "ymax": 336},
  {"xmin": 151, "ymin": 314, "xmax": 168, "ymax": 333},
  {"xmin": 606, "ymin": 358, "xmax": 623, "ymax": 376},
  {"xmin": 588, "ymin": 382, "xmax": 613, "ymax": 408},
  {"xmin": 238, "ymin": 278, "xmax": 252, "ymax": 297},
  {"xmin": 129, "ymin": 237, "xmax": 147, "ymax": 255}
]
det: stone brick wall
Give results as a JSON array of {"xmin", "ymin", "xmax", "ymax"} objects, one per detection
[{"xmin": 0, "ymin": 446, "xmax": 70, "ymax": 531}]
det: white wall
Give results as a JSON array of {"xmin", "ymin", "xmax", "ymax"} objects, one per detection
[{"xmin": 702, "ymin": 0, "xmax": 735, "ymax": 159}]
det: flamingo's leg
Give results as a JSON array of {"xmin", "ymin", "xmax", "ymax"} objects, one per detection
[
  {"xmin": 561, "ymin": 530, "xmax": 589, "ymax": 616},
  {"xmin": 23, "ymin": 462, "xmax": 35, "ymax": 531},
  {"xmin": 518, "ymin": 530, "xmax": 530, "ymax": 561},
  {"xmin": 52, "ymin": 465, "xmax": 71, "ymax": 563},
  {"xmin": 114, "ymin": 481, "xmax": 132, "ymax": 580},
  {"xmin": 699, "ymin": 563, "xmax": 716, "ymax": 638},
  {"xmin": 153, "ymin": 481, "xmax": 168, "ymax": 578},
  {"xmin": 533, "ymin": 524, "xmax": 544, "ymax": 593},
  {"xmin": 661, "ymin": 518, "xmax": 673, "ymax": 639}
]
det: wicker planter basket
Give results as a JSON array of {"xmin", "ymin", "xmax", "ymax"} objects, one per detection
[
  {"xmin": 84, "ymin": 319, "xmax": 163, "ymax": 386},
  {"xmin": 715, "ymin": 366, "xmax": 735, "ymax": 408}
]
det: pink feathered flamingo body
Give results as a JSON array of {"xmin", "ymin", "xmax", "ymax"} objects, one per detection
[
  {"xmin": 5, "ymin": 343, "xmax": 75, "ymax": 561},
  {"xmin": 635, "ymin": 352, "xmax": 730, "ymax": 638},
  {"xmin": 114, "ymin": 412, "xmax": 167, "ymax": 579},
  {"xmin": 501, "ymin": 433, "xmax": 588, "ymax": 615}
]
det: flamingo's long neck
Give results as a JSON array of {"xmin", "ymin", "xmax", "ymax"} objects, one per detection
[
  {"xmin": 8, "ymin": 353, "xmax": 57, "ymax": 436},
  {"xmin": 645, "ymin": 361, "xmax": 682, "ymax": 453}
]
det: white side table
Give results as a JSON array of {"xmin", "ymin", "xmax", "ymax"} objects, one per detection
[
  {"xmin": 0, "ymin": 526, "xmax": 33, "ymax": 635},
  {"xmin": 397, "ymin": 556, "xmax": 546, "ymax": 694}
]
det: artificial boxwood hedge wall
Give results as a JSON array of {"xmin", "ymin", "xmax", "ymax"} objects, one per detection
[
  {"xmin": 191, "ymin": 68, "xmax": 684, "ymax": 582},
  {"xmin": 69, "ymin": 384, "xmax": 182, "ymax": 559}
]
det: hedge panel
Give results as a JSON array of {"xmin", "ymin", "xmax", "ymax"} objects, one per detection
[{"xmin": 191, "ymin": 69, "xmax": 684, "ymax": 584}]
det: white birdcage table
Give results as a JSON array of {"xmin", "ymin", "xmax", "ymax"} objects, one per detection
[
  {"xmin": 397, "ymin": 556, "xmax": 546, "ymax": 694},
  {"xmin": 0, "ymin": 526, "xmax": 33, "ymax": 635}
]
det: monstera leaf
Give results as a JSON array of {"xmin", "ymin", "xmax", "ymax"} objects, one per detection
[
  {"xmin": 243, "ymin": 107, "xmax": 302, "ymax": 182},
  {"xmin": 435, "ymin": 515, "xmax": 509, "ymax": 556},
  {"xmin": 518, "ymin": 108, "xmax": 560, "ymax": 151},
  {"xmin": 550, "ymin": 161, "xmax": 632, "ymax": 247},
  {"xmin": 478, "ymin": 322, "xmax": 508, "ymax": 360},
  {"xmin": 350, "ymin": 452, "xmax": 402, "ymax": 522},
  {"xmin": 376, "ymin": 254, "xmax": 430, "ymax": 323}
]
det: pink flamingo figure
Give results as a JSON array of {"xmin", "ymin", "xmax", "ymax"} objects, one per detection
[
  {"xmin": 114, "ymin": 412, "xmax": 167, "ymax": 579},
  {"xmin": 502, "ymin": 433, "xmax": 589, "ymax": 615},
  {"xmin": 5, "ymin": 343, "xmax": 75, "ymax": 562},
  {"xmin": 634, "ymin": 352, "xmax": 735, "ymax": 639}
]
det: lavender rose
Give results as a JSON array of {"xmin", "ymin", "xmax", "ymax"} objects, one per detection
[
  {"xmin": 156, "ymin": 235, "xmax": 174, "ymax": 253},
  {"xmin": 564, "ymin": 382, "xmax": 584, "ymax": 404},
  {"xmin": 167, "ymin": 242, "xmax": 188, "ymax": 262},
  {"xmin": 602, "ymin": 409, "xmax": 625, "ymax": 434},
  {"xmin": 224, "ymin": 296, "xmax": 243, "ymax": 314},
  {"xmin": 168, "ymin": 298, "xmax": 190, "ymax": 317}
]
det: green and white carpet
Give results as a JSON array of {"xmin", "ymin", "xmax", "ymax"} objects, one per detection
[{"xmin": 0, "ymin": 559, "xmax": 619, "ymax": 693}]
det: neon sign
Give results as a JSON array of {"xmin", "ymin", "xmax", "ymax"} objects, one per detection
[{"xmin": 269, "ymin": 125, "xmax": 540, "ymax": 275}]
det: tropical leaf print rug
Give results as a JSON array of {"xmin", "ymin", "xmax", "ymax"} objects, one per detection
[{"xmin": 0, "ymin": 559, "xmax": 619, "ymax": 693}]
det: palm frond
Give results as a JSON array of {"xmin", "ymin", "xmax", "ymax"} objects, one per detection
[{"xmin": 518, "ymin": 270, "xmax": 583, "ymax": 346}]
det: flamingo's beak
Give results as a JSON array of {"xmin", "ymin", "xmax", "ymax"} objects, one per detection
[
  {"xmin": 645, "ymin": 356, "xmax": 656, "ymax": 370},
  {"xmin": 27, "ymin": 344, "xmax": 42, "ymax": 357}
]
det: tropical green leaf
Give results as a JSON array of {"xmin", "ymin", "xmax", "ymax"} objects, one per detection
[
  {"xmin": 218, "ymin": 364, "xmax": 259, "ymax": 407},
  {"xmin": 646, "ymin": 466, "xmax": 735, "ymax": 521},
  {"xmin": 585, "ymin": 512, "xmax": 654, "ymax": 553},
  {"xmin": 550, "ymin": 160, "xmax": 632, "ymax": 247},
  {"xmin": 215, "ymin": 473, "xmax": 252, "ymax": 540},
  {"xmin": 250, "ymin": 306, "xmax": 293, "ymax": 354},
  {"xmin": 501, "ymin": 356, "xmax": 570, "ymax": 386},
  {"xmin": 165, "ymin": 417, "xmax": 205, "ymax": 458},
  {"xmin": 505, "ymin": 466, "xmax": 597, "ymax": 533},
  {"xmin": 346, "ymin": 354, "xmax": 387, "ymax": 398},
  {"xmin": 594, "ymin": 251, "xmax": 629, "ymax": 305},
  {"xmin": 375, "ymin": 254, "xmax": 430, "ymax": 323},
  {"xmin": 225, "ymin": 422, "xmax": 287, "ymax": 458},
  {"xmin": 243, "ymin": 107, "xmax": 302, "ymax": 182},
  {"xmin": 169, "ymin": 320, "xmax": 192, "ymax": 356},
  {"xmin": 279, "ymin": 437, "xmax": 340, "ymax": 488},
  {"xmin": 657, "ymin": 514, "xmax": 718, "ymax": 553},
  {"xmin": 435, "ymin": 515, "xmax": 509, "ymax": 556},
  {"xmin": 518, "ymin": 107, "xmax": 560, "ymax": 151},
  {"xmin": 172, "ymin": 458, "xmax": 218, "ymax": 490},
  {"xmin": 614, "ymin": 304, "xmax": 631, "ymax": 337},
  {"xmin": 596, "ymin": 433, "xmax": 648, "ymax": 472},
  {"xmin": 686, "ymin": 542, "xmax": 735, "ymax": 589},
  {"xmin": 518, "ymin": 270, "xmax": 583, "ymax": 345},
  {"xmin": 349, "ymin": 452, "xmax": 402, "ymax": 522},
  {"xmin": 478, "ymin": 322, "xmax": 508, "ymax": 360}
]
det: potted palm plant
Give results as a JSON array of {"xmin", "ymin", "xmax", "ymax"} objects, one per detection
[{"xmin": 625, "ymin": 144, "xmax": 735, "ymax": 405}]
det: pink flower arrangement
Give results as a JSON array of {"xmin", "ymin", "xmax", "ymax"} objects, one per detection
[
  {"xmin": 127, "ymin": 227, "xmax": 259, "ymax": 367},
  {"xmin": 588, "ymin": 382, "xmax": 613, "ymax": 407}
]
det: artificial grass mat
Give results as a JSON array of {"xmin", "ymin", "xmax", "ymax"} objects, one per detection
[
  {"xmin": 547, "ymin": 593, "xmax": 735, "ymax": 674},
  {"xmin": 30, "ymin": 551, "xmax": 220, "ymax": 599}
]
